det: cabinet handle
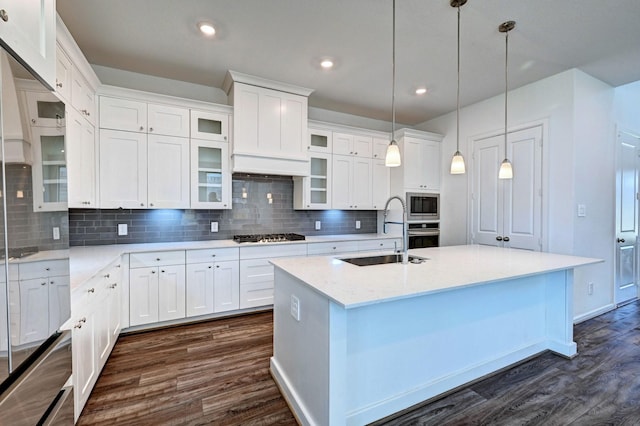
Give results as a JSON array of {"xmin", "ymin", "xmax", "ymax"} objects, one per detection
[
  {"xmin": 139, "ymin": 126, "xmax": 144, "ymax": 131},
  {"xmin": 617, "ymin": 238, "xmax": 626, "ymax": 243},
  {"xmin": 149, "ymin": 127, "xmax": 154, "ymax": 132},
  {"xmin": 349, "ymin": 151, "xmax": 353, "ymax": 154},
  {"xmin": 151, "ymin": 270, "xmax": 156, "ymax": 274},
  {"xmin": 374, "ymin": 154, "xmax": 378, "ymax": 158},
  {"xmin": 496, "ymin": 236, "xmax": 503, "ymax": 241},
  {"xmin": 56, "ymin": 82, "xmax": 63, "ymax": 88},
  {"xmin": 161, "ymin": 269, "xmax": 165, "ymax": 273},
  {"xmin": 216, "ymin": 265, "xmax": 220, "ymax": 268},
  {"xmin": 503, "ymin": 236, "xmax": 510, "ymax": 242},
  {"xmin": 208, "ymin": 265, "xmax": 212, "ymax": 269},
  {"xmin": 31, "ymin": 119, "xmax": 36, "ymax": 124},
  {"xmin": 140, "ymin": 203, "xmax": 144, "ymax": 207},
  {"xmin": 224, "ymin": 136, "xmax": 227, "ymax": 140},
  {"xmin": 150, "ymin": 203, "xmax": 154, "ymax": 207},
  {"xmin": 80, "ymin": 317, "xmax": 87, "ymax": 323},
  {"xmin": 46, "ymin": 267, "xmax": 50, "ymax": 271},
  {"xmin": 211, "ymin": 254, "xmax": 216, "ymax": 257},
  {"xmin": 354, "ymin": 152, "xmax": 358, "ymax": 155},
  {"xmin": 333, "ymin": 246, "xmax": 337, "ymax": 250},
  {"xmin": 50, "ymin": 280, "xmax": 55, "ymax": 285},
  {"xmin": 88, "ymin": 287, "xmax": 95, "ymax": 293},
  {"xmin": 110, "ymin": 283, "xmax": 118, "ymax": 289},
  {"xmin": 104, "ymin": 273, "xmax": 110, "ymax": 278},
  {"xmin": 0, "ymin": 10, "xmax": 8, "ymax": 22},
  {"xmin": 74, "ymin": 322, "xmax": 82, "ymax": 329},
  {"xmin": 156, "ymin": 258, "xmax": 161, "ymax": 261},
  {"xmin": 223, "ymin": 204, "xmax": 227, "ymax": 207},
  {"xmin": 41, "ymin": 281, "xmax": 46, "ymax": 286}
]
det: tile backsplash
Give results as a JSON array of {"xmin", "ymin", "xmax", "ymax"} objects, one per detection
[{"xmin": 69, "ymin": 174, "xmax": 378, "ymax": 246}]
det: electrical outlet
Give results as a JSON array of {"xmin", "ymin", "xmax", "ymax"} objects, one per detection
[
  {"xmin": 577, "ymin": 204, "xmax": 587, "ymax": 217},
  {"xmin": 118, "ymin": 224, "xmax": 128, "ymax": 236},
  {"xmin": 211, "ymin": 221, "xmax": 219, "ymax": 232},
  {"xmin": 588, "ymin": 282, "xmax": 594, "ymax": 295},
  {"xmin": 315, "ymin": 221, "xmax": 321, "ymax": 230},
  {"xmin": 290, "ymin": 295, "xmax": 301, "ymax": 321},
  {"xmin": 52, "ymin": 227, "xmax": 60, "ymax": 240},
  {"xmin": 356, "ymin": 220, "xmax": 361, "ymax": 229}
]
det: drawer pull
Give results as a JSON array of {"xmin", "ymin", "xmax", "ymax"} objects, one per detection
[
  {"xmin": 88, "ymin": 288, "xmax": 95, "ymax": 293},
  {"xmin": 104, "ymin": 273, "xmax": 110, "ymax": 278}
]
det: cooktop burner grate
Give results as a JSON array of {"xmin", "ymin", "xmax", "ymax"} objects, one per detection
[{"xmin": 232, "ymin": 233, "xmax": 306, "ymax": 243}]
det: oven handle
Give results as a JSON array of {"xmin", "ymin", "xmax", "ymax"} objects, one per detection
[{"xmin": 408, "ymin": 229, "xmax": 440, "ymax": 236}]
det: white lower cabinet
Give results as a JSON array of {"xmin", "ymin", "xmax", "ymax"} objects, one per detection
[
  {"xmin": 186, "ymin": 260, "xmax": 239, "ymax": 316},
  {"xmin": 71, "ymin": 258, "xmax": 122, "ymax": 422},
  {"xmin": 129, "ymin": 251, "xmax": 186, "ymax": 326}
]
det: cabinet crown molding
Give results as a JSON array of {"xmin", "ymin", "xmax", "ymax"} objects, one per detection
[
  {"xmin": 223, "ymin": 70, "xmax": 314, "ymax": 97},
  {"xmin": 394, "ymin": 128, "xmax": 444, "ymax": 142}
]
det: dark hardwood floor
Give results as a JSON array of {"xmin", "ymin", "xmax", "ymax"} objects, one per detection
[{"xmin": 79, "ymin": 301, "xmax": 640, "ymax": 426}]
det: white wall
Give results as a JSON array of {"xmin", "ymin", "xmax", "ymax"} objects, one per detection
[
  {"xmin": 419, "ymin": 69, "xmax": 616, "ymax": 321},
  {"xmin": 614, "ymin": 80, "xmax": 640, "ymax": 132}
]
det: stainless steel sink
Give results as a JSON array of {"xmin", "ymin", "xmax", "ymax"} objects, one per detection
[{"xmin": 339, "ymin": 254, "xmax": 427, "ymax": 266}]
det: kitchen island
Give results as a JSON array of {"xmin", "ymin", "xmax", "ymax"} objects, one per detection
[{"xmin": 269, "ymin": 245, "xmax": 601, "ymax": 426}]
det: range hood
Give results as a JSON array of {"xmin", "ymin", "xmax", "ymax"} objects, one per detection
[{"xmin": 1, "ymin": 51, "xmax": 32, "ymax": 165}]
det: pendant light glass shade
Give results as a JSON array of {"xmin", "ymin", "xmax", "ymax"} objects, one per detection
[
  {"xmin": 449, "ymin": 0, "xmax": 467, "ymax": 175},
  {"xmin": 385, "ymin": 140, "xmax": 401, "ymax": 167},
  {"xmin": 498, "ymin": 20, "xmax": 515, "ymax": 180},
  {"xmin": 385, "ymin": 0, "xmax": 401, "ymax": 167},
  {"xmin": 450, "ymin": 151, "xmax": 466, "ymax": 174}
]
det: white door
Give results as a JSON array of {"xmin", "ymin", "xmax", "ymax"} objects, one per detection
[
  {"xmin": 472, "ymin": 125, "xmax": 543, "ymax": 251},
  {"xmin": 214, "ymin": 260, "xmax": 240, "ymax": 313},
  {"xmin": 186, "ymin": 263, "xmax": 215, "ymax": 317},
  {"xmin": 99, "ymin": 129, "xmax": 148, "ymax": 208},
  {"xmin": 158, "ymin": 265, "xmax": 186, "ymax": 322},
  {"xmin": 147, "ymin": 134, "xmax": 189, "ymax": 208},
  {"xmin": 615, "ymin": 130, "xmax": 639, "ymax": 304}
]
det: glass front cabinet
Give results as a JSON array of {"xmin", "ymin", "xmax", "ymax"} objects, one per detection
[
  {"xmin": 190, "ymin": 139, "xmax": 231, "ymax": 209},
  {"xmin": 293, "ymin": 152, "xmax": 332, "ymax": 210},
  {"xmin": 31, "ymin": 126, "xmax": 68, "ymax": 212}
]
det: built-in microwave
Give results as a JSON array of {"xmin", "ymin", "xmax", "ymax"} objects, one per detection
[{"xmin": 406, "ymin": 192, "xmax": 439, "ymax": 221}]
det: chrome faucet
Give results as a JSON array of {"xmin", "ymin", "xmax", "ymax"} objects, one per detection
[{"xmin": 383, "ymin": 195, "xmax": 408, "ymax": 264}]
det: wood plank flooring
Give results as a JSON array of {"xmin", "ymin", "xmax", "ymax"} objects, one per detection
[{"xmin": 79, "ymin": 301, "xmax": 640, "ymax": 426}]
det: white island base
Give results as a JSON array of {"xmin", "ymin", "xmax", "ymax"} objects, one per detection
[{"xmin": 270, "ymin": 246, "xmax": 600, "ymax": 426}]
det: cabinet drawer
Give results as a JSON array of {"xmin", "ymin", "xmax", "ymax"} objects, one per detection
[
  {"xmin": 357, "ymin": 239, "xmax": 401, "ymax": 252},
  {"xmin": 239, "ymin": 243, "xmax": 307, "ymax": 260},
  {"xmin": 18, "ymin": 260, "xmax": 69, "ymax": 280},
  {"xmin": 186, "ymin": 247, "xmax": 239, "ymax": 264},
  {"xmin": 307, "ymin": 241, "xmax": 359, "ymax": 256},
  {"xmin": 129, "ymin": 251, "xmax": 185, "ymax": 268},
  {"xmin": 240, "ymin": 259, "xmax": 273, "ymax": 284},
  {"xmin": 239, "ymin": 282, "xmax": 273, "ymax": 309}
]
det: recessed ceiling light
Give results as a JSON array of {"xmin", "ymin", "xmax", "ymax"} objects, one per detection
[
  {"xmin": 320, "ymin": 59, "xmax": 334, "ymax": 69},
  {"xmin": 415, "ymin": 87, "xmax": 427, "ymax": 95},
  {"xmin": 198, "ymin": 22, "xmax": 216, "ymax": 36}
]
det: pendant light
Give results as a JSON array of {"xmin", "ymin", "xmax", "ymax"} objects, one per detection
[
  {"xmin": 385, "ymin": 0, "xmax": 401, "ymax": 167},
  {"xmin": 449, "ymin": 0, "xmax": 467, "ymax": 175},
  {"xmin": 498, "ymin": 20, "xmax": 515, "ymax": 180}
]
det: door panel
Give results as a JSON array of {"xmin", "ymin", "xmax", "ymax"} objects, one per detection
[
  {"xmin": 615, "ymin": 131, "xmax": 639, "ymax": 304},
  {"xmin": 473, "ymin": 136, "xmax": 502, "ymax": 246}
]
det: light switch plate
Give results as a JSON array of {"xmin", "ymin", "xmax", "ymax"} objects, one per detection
[
  {"xmin": 118, "ymin": 224, "xmax": 128, "ymax": 236},
  {"xmin": 211, "ymin": 222, "xmax": 219, "ymax": 232},
  {"xmin": 52, "ymin": 227, "xmax": 60, "ymax": 240},
  {"xmin": 577, "ymin": 204, "xmax": 586, "ymax": 217},
  {"xmin": 315, "ymin": 221, "xmax": 321, "ymax": 230},
  {"xmin": 290, "ymin": 295, "xmax": 301, "ymax": 321},
  {"xmin": 356, "ymin": 220, "xmax": 361, "ymax": 229}
]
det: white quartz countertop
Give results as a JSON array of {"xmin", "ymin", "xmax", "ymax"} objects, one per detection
[
  {"xmin": 270, "ymin": 245, "xmax": 603, "ymax": 309},
  {"xmin": 69, "ymin": 234, "xmax": 400, "ymax": 290}
]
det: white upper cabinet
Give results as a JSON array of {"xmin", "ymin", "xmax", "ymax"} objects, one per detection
[
  {"xmin": 308, "ymin": 127, "xmax": 332, "ymax": 153},
  {"xmin": 55, "ymin": 44, "xmax": 72, "ymax": 102},
  {"xmin": 67, "ymin": 108, "xmax": 97, "ymax": 208},
  {"xmin": 71, "ymin": 66, "xmax": 96, "ymax": 125},
  {"xmin": 31, "ymin": 126, "xmax": 68, "ymax": 212},
  {"xmin": 332, "ymin": 155, "xmax": 372, "ymax": 210},
  {"xmin": 147, "ymin": 134, "xmax": 190, "ymax": 209},
  {"xmin": 24, "ymin": 90, "xmax": 65, "ymax": 127},
  {"xmin": 372, "ymin": 159, "xmax": 390, "ymax": 210},
  {"xmin": 333, "ymin": 132, "xmax": 373, "ymax": 158},
  {"xmin": 99, "ymin": 97, "xmax": 147, "ymax": 133},
  {"xmin": 224, "ymin": 71, "xmax": 313, "ymax": 176},
  {"xmin": 390, "ymin": 129, "xmax": 443, "ymax": 194},
  {"xmin": 0, "ymin": 1, "xmax": 56, "ymax": 88},
  {"xmin": 147, "ymin": 103, "xmax": 189, "ymax": 137},
  {"xmin": 190, "ymin": 109, "xmax": 228, "ymax": 142},
  {"xmin": 372, "ymin": 137, "xmax": 390, "ymax": 160},
  {"xmin": 190, "ymin": 139, "xmax": 231, "ymax": 209}
]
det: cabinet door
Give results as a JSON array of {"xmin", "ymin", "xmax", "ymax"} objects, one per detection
[
  {"xmin": 67, "ymin": 110, "xmax": 96, "ymax": 208},
  {"xmin": 99, "ymin": 129, "xmax": 148, "ymax": 208},
  {"xmin": 353, "ymin": 135, "xmax": 373, "ymax": 158},
  {"xmin": 72, "ymin": 308, "xmax": 97, "ymax": 420},
  {"xmin": 331, "ymin": 154, "xmax": 353, "ymax": 209},
  {"xmin": 185, "ymin": 263, "xmax": 214, "ymax": 317},
  {"xmin": 214, "ymin": 260, "xmax": 239, "ymax": 313},
  {"xmin": 308, "ymin": 128, "xmax": 332, "ymax": 153},
  {"xmin": 372, "ymin": 159, "xmax": 390, "ymax": 210},
  {"xmin": 403, "ymin": 137, "xmax": 425, "ymax": 191},
  {"xmin": 0, "ymin": 0, "xmax": 56, "ymax": 88},
  {"xmin": 148, "ymin": 103, "xmax": 190, "ymax": 138},
  {"xmin": 372, "ymin": 137, "xmax": 390, "ymax": 160},
  {"xmin": 423, "ymin": 140, "xmax": 441, "ymax": 192},
  {"xmin": 31, "ymin": 127, "xmax": 68, "ymax": 212},
  {"xmin": 48, "ymin": 275, "xmax": 71, "ymax": 335},
  {"xmin": 190, "ymin": 110, "xmax": 228, "ymax": 142},
  {"xmin": 190, "ymin": 139, "xmax": 231, "ymax": 209},
  {"xmin": 55, "ymin": 44, "xmax": 72, "ymax": 101},
  {"xmin": 352, "ymin": 157, "xmax": 372, "ymax": 209},
  {"xmin": 106, "ymin": 277, "xmax": 121, "ymax": 349},
  {"xmin": 18, "ymin": 278, "xmax": 49, "ymax": 344},
  {"xmin": 333, "ymin": 132, "xmax": 354, "ymax": 156},
  {"xmin": 99, "ymin": 96, "xmax": 147, "ymax": 132},
  {"xmin": 71, "ymin": 67, "xmax": 95, "ymax": 125},
  {"xmin": 303, "ymin": 153, "xmax": 332, "ymax": 209},
  {"xmin": 147, "ymin": 134, "xmax": 189, "ymax": 208},
  {"xmin": 25, "ymin": 91, "xmax": 65, "ymax": 127},
  {"xmin": 158, "ymin": 265, "xmax": 186, "ymax": 322},
  {"xmin": 129, "ymin": 267, "xmax": 159, "ymax": 326}
]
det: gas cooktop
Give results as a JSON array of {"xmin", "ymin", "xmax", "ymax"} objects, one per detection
[{"xmin": 232, "ymin": 233, "xmax": 306, "ymax": 243}]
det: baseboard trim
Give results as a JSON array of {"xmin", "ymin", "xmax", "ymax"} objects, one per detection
[{"xmin": 573, "ymin": 303, "xmax": 616, "ymax": 324}]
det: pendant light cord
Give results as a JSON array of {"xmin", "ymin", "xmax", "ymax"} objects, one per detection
[
  {"xmin": 456, "ymin": 4, "xmax": 461, "ymax": 153},
  {"xmin": 391, "ymin": 0, "xmax": 396, "ymax": 139},
  {"xmin": 504, "ymin": 28, "xmax": 509, "ymax": 158}
]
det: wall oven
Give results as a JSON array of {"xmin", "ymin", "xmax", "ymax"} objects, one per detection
[
  {"xmin": 407, "ymin": 192, "xmax": 439, "ymax": 221},
  {"xmin": 408, "ymin": 223, "xmax": 440, "ymax": 249}
]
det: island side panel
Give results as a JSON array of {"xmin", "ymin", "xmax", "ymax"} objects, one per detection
[
  {"xmin": 544, "ymin": 269, "xmax": 577, "ymax": 357},
  {"xmin": 344, "ymin": 272, "xmax": 569, "ymax": 426},
  {"xmin": 271, "ymin": 267, "xmax": 347, "ymax": 426}
]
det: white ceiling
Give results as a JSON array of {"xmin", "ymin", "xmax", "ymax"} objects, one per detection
[{"xmin": 56, "ymin": 0, "xmax": 640, "ymax": 126}]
